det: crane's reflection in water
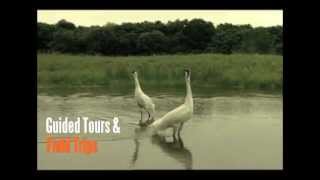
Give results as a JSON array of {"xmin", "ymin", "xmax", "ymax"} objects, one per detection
[{"xmin": 130, "ymin": 127, "xmax": 193, "ymax": 170}]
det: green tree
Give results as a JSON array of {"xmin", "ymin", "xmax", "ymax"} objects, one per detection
[
  {"xmin": 86, "ymin": 27, "xmax": 119, "ymax": 55},
  {"xmin": 268, "ymin": 26, "xmax": 283, "ymax": 54},
  {"xmin": 73, "ymin": 27, "xmax": 91, "ymax": 54},
  {"xmin": 240, "ymin": 27, "xmax": 274, "ymax": 54},
  {"xmin": 56, "ymin": 19, "xmax": 76, "ymax": 30},
  {"xmin": 137, "ymin": 30, "xmax": 168, "ymax": 55},
  {"xmin": 49, "ymin": 29, "xmax": 77, "ymax": 53},
  {"xmin": 38, "ymin": 23, "xmax": 55, "ymax": 51},
  {"xmin": 166, "ymin": 19, "xmax": 188, "ymax": 35},
  {"xmin": 208, "ymin": 23, "xmax": 244, "ymax": 54},
  {"xmin": 167, "ymin": 32, "xmax": 188, "ymax": 53},
  {"xmin": 182, "ymin": 19, "xmax": 215, "ymax": 51},
  {"xmin": 37, "ymin": 19, "xmax": 282, "ymax": 56},
  {"xmin": 116, "ymin": 32, "xmax": 139, "ymax": 55}
]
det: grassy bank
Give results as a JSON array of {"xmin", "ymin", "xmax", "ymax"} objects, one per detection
[{"xmin": 38, "ymin": 53, "xmax": 283, "ymax": 94}]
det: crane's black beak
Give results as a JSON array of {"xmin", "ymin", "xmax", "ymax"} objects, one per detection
[{"xmin": 131, "ymin": 70, "xmax": 136, "ymax": 74}]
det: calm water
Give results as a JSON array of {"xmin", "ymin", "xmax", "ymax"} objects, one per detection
[{"xmin": 37, "ymin": 90, "xmax": 282, "ymax": 170}]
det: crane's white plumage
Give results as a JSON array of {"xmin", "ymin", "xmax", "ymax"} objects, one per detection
[
  {"xmin": 150, "ymin": 69, "xmax": 193, "ymax": 138},
  {"xmin": 132, "ymin": 71, "xmax": 155, "ymax": 126}
]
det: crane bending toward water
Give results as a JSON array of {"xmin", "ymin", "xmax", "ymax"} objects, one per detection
[
  {"xmin": 149, "ymin": 69, "xmax": 193, "ymax": 140},
  {"xmin": 132, "ymin": 71, "xmax": 156, "ymax": 126}
]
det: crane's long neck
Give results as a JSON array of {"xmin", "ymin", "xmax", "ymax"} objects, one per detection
[
  {"xmin": 185, "ymin": 78, "xmax": 193, "ymax": 106},
  {"xmin": 134, "ymin": 75, "xmax": 142, "ymax": 91}
]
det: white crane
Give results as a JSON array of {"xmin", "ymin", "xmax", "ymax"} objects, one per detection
[
  {"xmin": 132, "ymin": 71, "xmax": 155, "ymax": 126},
  {"xmin": 149, "ymin": 69, "xmax": 193, "ymax": 140}
]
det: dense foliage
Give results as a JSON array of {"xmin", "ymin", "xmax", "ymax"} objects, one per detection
[{"xmin": 38, "ymin": 19, "xmax": 282, "ymax": 55}]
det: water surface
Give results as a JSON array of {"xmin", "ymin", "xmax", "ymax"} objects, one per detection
[{"xmin": 37, "ymin": 90, "xmax": 282, "ymax": 170}]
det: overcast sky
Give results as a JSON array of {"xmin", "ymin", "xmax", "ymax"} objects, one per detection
[{"xmin": 37, "ymin": 10, "xmax": 283, "ymax": 27}]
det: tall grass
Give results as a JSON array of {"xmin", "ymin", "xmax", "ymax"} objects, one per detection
[{"xmin": 38, "ymin": 53, "xmax": 282, "ymax": 93}]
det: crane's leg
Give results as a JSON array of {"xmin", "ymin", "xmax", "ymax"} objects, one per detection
[
  {"xmin": 178, "ymin": 122, "xmax": 184, "ymax": 138},
  {"xmin": 139, "ymin": 110, "xmax": 143, "ymax": 125},
  {"xmin": 147, "ymin": 111, "xmax": 154, "ymax": 125},
  {"xmin": 139, "ymin": 110, "xmax": 149, "ymax": 127},
  {"xmin": 130, "ymin": 138, "xmax": 140, "ymax": 168},
  {"xmin": 172, "ymin": 126, "xmax": 177, "ymax": 142},
  {"xmin": 177, "ymin": 133, "xmax": 184, "ymax": 148},
  {"xmin": 178, "ymin": 122, "xmax": 183, "ymax": 137},
  {"xmin": 147, "ymin": 112, "xmax": 151, "ymax": 121}
]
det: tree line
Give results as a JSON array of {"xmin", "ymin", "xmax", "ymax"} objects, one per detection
[{"xmin": 38, "ymin": 19, "xmax": 282, "ymax": 56}]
